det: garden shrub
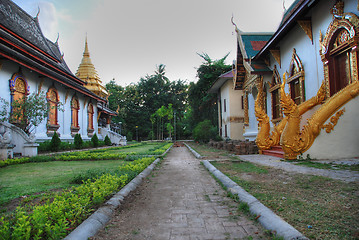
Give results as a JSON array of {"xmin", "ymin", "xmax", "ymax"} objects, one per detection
[
  {"xmin": 104, "ymin": 135, "xmax": 111, "ymax": 146},
  {"xmin": 38, "ymin": 141, "xmax": 51, "ymax": 152},
  {"xmin": 50, "ymin": 132, "xmax": 61, "ymax": 151},
  {"xmin": 74, "ymin": 134, "xmax": 83, "ymax": 149},
  {"xmin": 192, "ymin": 120, "xmax": 217, "ymax": 143},
  {"xmin": 91, "ymin": 133, "xmax": 99, "ymax": 148}
]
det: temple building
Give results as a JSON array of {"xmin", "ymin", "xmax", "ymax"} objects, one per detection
[
  {"xmin": 209, "ymin": 70, "xmax": 245, "ymax": 140},
  {"xmin": 234, "ymin": 0, "xmax": 359, "ymax": 159},
  {"xmin": 0, "ymin": 0, "xmax": 122, "ymax": 159},
  {"xmin": 209, "ymin": 30, "xmax": 272, "ymax": 141}
]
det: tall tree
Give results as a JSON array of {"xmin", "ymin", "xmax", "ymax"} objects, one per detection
[
  {"xmin": 106, "ymin": 65, "xmax": 188, "ymax": 140},
  {"xmin": 187, "ymin": 52, "xmax": 231, "ymax": 130}
]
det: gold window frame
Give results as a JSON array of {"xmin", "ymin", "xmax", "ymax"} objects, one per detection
[{"xmin": 319, "ymin": 1, "xmax": 359, "ymax": 98}]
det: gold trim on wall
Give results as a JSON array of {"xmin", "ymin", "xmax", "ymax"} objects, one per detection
[
  {"xmin": 244, "ymin": 91, "xmax": 249, "ymax": 125},
  {"xmin": 298, "ymin": 18, "xmax": 313, "ymax": 44},
  {"xmin": 321, "ymin": 108, "xmax": 345, "ymax": 133},
  {"xmin": 270, "ymin": 49, "xmax": 281, "ymax": 68}
]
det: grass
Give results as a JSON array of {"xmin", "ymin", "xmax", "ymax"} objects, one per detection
[
  {"xmin": 192, "ymin": 142, "xmax": 359, "ymax": 240},
  {"xmin": 294, "ymin": 161, "xmax": 359, "ymax": 171},
  {"xmin": 212, "ymin": 160, "xmax": 359, "ymax": 240},
  {"xmin": 0, "ymin": 141, "xmax": 170, "ymax": 208},
  {"xmin": 0, "ymin": 159, "xmax": 125, "ymax": 206}
]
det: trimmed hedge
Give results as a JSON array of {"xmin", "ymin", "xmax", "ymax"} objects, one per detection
[{"xmin": 0, "ymin": 152, "xmax": 133, "ymax": 168}]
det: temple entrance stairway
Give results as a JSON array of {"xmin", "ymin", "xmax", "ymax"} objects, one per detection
[{"xmin": 262, "ymin": 145, "xmax": 284, "ymax": 158}]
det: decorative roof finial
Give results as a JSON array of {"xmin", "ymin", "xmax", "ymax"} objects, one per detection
[
  {"xmin": 35, "ymin": 6, "xmax": 40, "ymax": 20},
  {"xmin": 283, "ymin": 0, "xmax": 287, "ymax": 12},
  {"xmin": 55, "ymin": 33, "xmax": 59, "ymax": 45},
  {"xmin": 231, "ymin": 15, "xmax": 241, "ymax": 33},
  {"xmin": 84, "ymin": 34, "xmax": 90, "ymax": 57}
]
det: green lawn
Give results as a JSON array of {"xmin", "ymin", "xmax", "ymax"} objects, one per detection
[
  {"xmin": 105, "ymin": 142, "xmax": 165, "ymax": 154},
  {"xmin": 0, "ymin": 159, "xmax": 125, "ymax": 206},
  {"xmin": 0, "ymin": 141, "xmax": 169, "ymax": 207}
]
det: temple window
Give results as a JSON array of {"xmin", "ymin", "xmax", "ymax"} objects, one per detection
[
  {"xmin": 272, "ymin": 89, "xmax": 281, "ymax": 120},
  {"xmin": 47, "ymin": 88, "xmax": 59, "ymax": 126},
  {"xmin": 9, "ymin": 73, "xmax": 29, "ymax": 124},
  {"xmin": 287, "ymin": 49, "xmax": 305, "ymax": 105},
  {"xmin": 71, "ymin": 96, "xmax": 80, "ymax": 136},
  {"xmin": 290, "ymin": 78, "xmax": 302, "ymax": 105},
  {"xmin": 46, "ymin": 87, "xmax": 60, "ymax": 136},
  {"xmin": 88, "ymin": 103, "xmax": 94, "ymax": 130},
  {"xmin": 327, "ymin": 29, "xmax": 354, "ymax": 96},
  {"xmin": 263, "ymin": 84, "xmax": 268, "ymax": 114},
  {"xmin": 269, "ymin": 65, "xmax": 282, "ymax": 122},
  {"xmin": 87, "ymin": 103, "xmax": 95, "ymax": 137},
  {"xmin": 319, "ymin": 1, "xmax": 359, "ymax": 98}
]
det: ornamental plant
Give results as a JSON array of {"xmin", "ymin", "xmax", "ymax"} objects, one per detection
[
  {"xmin": 0, "ymin": 156, "xmax": 157, "ymax": 239},
  {"xmin": 104, "ymin": 135, "xmax": 111, "ymax": 146},
  {"xmin": 50, "ymin": 132, "xmax": 61, "ymax": 151},
  {"xmin": 74, "ymin": 134, "xmax": 83, "ymax": 149},
  {"xmin": 91, "ymin": 133, "xmax": 99, "ymax": 148}
]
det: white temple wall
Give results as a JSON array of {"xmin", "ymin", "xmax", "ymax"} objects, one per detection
[
  {"xmin": 306, "ymin": 97, "xmax": 359, "ymax": 159},
  {"xmin": 0, "ymin": 61, "xmax": 18, "ymax": 104},
  {"xmin": 244, "ymin": 88, "xmax": 258, "ymax": 141},
  {"xmin": 220, "ymin": 81, "xmax": 230, "ymax": 138},
  {"xmin": 227, "ymin": 81, "xmax": 244, "ymax": 140}
]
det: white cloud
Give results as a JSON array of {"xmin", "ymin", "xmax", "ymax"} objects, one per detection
[{"xmin": 36, "ymin": 1, "xmax": 58, "ymax": 41}]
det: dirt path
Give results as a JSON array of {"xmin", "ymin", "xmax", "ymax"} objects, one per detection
[{"xmin": 92, "ymin": 145, "xmax": 267, "ymax": 240}]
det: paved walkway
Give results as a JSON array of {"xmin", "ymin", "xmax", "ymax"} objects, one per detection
[
  {"xmin": 237, "ymin": 154, "xmax": 359, "ymax": 183},
  {"xmin": 93, "ymin": 146, "xmax": 266, "ymax": 240}
]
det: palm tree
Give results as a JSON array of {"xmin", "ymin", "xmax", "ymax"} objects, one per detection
[{"xmin": 154, "ymin": 64, "xmax": 169, "ymax": 82}]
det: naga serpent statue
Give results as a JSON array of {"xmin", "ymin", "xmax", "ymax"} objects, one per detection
[
  {"xmin": 255, "ymin": 76, "xmax": 326, "ymax": 151},
  {"xmin": 280, "ymin": 74, "xmax": 359, "ymax": 159}
]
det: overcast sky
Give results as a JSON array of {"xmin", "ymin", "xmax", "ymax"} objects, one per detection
[{"xmin": 12, "ymin": 0, "xmax": 295, "ymax": 86}]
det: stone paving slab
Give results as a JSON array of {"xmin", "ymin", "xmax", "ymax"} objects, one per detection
[{"xmin": 92, "ymin": 146, "xmax": 266, "ymax": 240}]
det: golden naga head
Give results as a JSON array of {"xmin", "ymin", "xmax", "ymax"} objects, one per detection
[{"xmin": 316, "ymin": 81, "xmax": 327, "ymax": 104}]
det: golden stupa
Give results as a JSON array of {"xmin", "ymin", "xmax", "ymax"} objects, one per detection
[{"xmin": 76, "ymin": 37, "xmax": 108, "ymax": 98}]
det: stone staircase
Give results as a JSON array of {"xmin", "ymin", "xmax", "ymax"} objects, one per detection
[{"xmin": 262, "ymin": 145, "xmax": 284, "ymax": 158}]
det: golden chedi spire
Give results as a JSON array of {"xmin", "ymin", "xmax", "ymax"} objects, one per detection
[{"xmin": 76, "ymin": 37, "xmax": 108, "ymax": 98}]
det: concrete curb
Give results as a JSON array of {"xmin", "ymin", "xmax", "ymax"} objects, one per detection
[
  {"xmin": 183, "ymin": 143, "xmax": 307, "ymax": 240},
  {"xmin": 202, "ymin": 160, "xmax": 308, "ymax": 240},
  {"xmin": 64, "ymin": 157, "xmax": 161, "ymax": 240},
  {"xmin": 183, "ymin": 142, "xmax": 202, "ymax": 159}
]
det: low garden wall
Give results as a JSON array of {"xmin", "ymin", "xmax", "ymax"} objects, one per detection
[{"xmin": 208, "ymin": 140, "xmax": 258, "ymax": 155}]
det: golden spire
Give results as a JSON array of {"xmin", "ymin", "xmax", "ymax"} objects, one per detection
[{"xmin": 76, "ymin": 36, "xmax": 108, "ymax": 98}]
